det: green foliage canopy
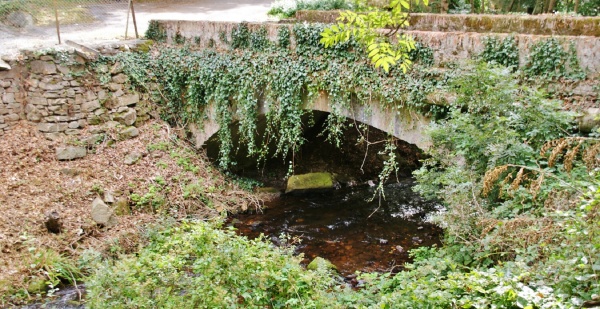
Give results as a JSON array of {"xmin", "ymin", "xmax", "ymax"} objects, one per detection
[{"xmin": 320, "ymin": 0, "xmax": 429, "ymax": 72}]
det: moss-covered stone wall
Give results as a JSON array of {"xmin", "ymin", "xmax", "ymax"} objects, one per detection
[{"xmin": 295, "ymin": 11, "xmax": 600, "ymax": 37}]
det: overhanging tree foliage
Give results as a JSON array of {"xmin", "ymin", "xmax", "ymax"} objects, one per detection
[{"xmin": 320, "ymin": 0, "xmax": 429, "ymax": 72}]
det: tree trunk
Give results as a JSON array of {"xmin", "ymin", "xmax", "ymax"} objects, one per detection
[
  {"xmin": 532, "ymin": 0, "xmax": 544, "ymax": 14},
  {"xmin": 547, "ymin": 0, "xmax": 557, "ymax": 12},
  {"xmin": 506, "ymin": 0, "xmax": 516, "ymax": 12},
  {"xmin": 574, "ymin": 0, "xmax": 579, "ymax": 13},
  {"xmin": 441, "ymin": 0, "xmax": 449, "ymax": 13},
  {"xmin": 470, "ymin": 0, "xmax": 475, "ymax": 13}
]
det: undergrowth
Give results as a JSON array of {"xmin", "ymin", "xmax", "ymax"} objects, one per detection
[
  {"xmin": 79, "ymin": 22, "xmax": 600, "ymax": 308},
  {"xmin": 268, "ymin": 0, "xmax": 354, "ymax": 18}
]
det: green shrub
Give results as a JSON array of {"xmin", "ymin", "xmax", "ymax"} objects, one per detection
[
  {"xmin": 268, "ymin": 0, "xmax": 354, "ymax": 18},
  {"xmin": 480, "ymin": 36, "xmax": 519, "ymax": 69},
  {"xmin": 145, "ymin": 20, "xmax": 166, "ymax": 42},
  {"xmin": 523, "ymin": 38, "xmax": 585, "ymax": 80},
  {"xmin": 86, "ymin": 221, "xmax": 339, "ymax": 308}
]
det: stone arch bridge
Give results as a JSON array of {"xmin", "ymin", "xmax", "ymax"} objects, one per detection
[{"xmin": 190, "ymin": 92, "xmax": 432, "ymax": 151}]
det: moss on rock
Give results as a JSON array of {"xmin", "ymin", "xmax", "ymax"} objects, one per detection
[{"xmin": 285, "ymin": 172, "xmax": 334, "ymax": 194}]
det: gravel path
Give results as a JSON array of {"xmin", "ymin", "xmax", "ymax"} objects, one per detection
[{"xmin": 1, "ymin": 0, "xmax": 273, "ymax": 58}]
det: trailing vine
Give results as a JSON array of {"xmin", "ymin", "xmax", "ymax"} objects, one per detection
[
  {"xmin": 523, "ymin": 37, "xmax": 586, "ymax": 80},
  {"xmin": 145, "ymin": 20, "xmax": 167, "ymax": 42},
  {"xmin": 480, "ymin": 36, "xmax": 519, "ymax": 69},
  {"xmin": 114, "ymin": 23, "xmax": 585, "ymax": 196}
]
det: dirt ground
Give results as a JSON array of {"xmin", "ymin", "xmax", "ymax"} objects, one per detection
[
  {"xmin": 0, "ymin": 119, "xmax": 261, "ymax": 305},
  {"xmin": 0, "ymin": 0, "xmax": 273, "ymax": 58}
]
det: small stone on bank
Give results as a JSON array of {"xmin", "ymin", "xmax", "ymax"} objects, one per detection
[
  {"xmin": 91, "ymin": 197, "xmax": 117, "ymax": 227},
  {"xmin": 124, "ymin": 151, "xmax": 142, "ymax": 165},
  {"xmin": 44, "ymin": 211, "xmax": 62, "ymax": 234},
  {"xmin": 119, "ymin": 126, "xmax": 139, "ymax": 140},
  {"xmin": 56, "ymin": 146, "xmax": 87, "ymax": 161},
  {"xmin": 0, "ymin": 59, "xmax": 11, "ymax": 71}
]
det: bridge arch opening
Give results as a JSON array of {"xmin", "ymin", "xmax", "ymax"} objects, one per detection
[{"xmin": 204, "ymin": 110, "xmax": 424, "ymax": 189}]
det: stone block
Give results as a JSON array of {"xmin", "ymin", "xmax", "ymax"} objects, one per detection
[
  {"xmin": 0, "ymin": 59, "xmax": 10, "ymax": 71},
  {"xmin": 91, "ymin": 197, "xmax": 117, "ymax": 227},
  {"xmin": 27, "ymin": 111, "xmax": 42, "ymax": 122},
  {"xmin": 114, "ymin": 108, "xmax": 136, "ymax": 126},
  {"xmin": 29, "ymin": 96, "xmax": 48, "ymax": 106},
  {"xmin": 107, "ymin": 83, "xmax": 122, "ymax": 92},
  {"xmin": 45, "ymin": 115, "xmax": 70, "ymax": 122},
  {"xmin": 65, "ymin": 129, "xmax": 81, "ymax": 135},
  {"xmin": 26, "ymin": 79, "xmax": 38, "ymax": 88},
  {"xmin": 94, "ymin": 108, "xmax": 106, "ymax": 116},
  {"xmin": 5, "ymin": 113, "xmax": 20, "ymax": 122},
  {"xmin": 48, "ymin": 98, "xmax": 68, "ymax": 106},
  {"xmin": 37, "ymin": 122, "xmax": 68, "ymax": 133},
  {"xmin": 68, "ymin": 121, "xmax": 80, "ymax": 129},
  {"xmin": 43, "ymin": 133, "xmax": 65, "ymax": 141},
  {"xmin": 112, "ymin": 89, "xmax": 124, "ymax": 98},
  {"xmin": 6, "ymin": 103, "xmax": 21, "ymax": 110},
  {"xmin": 119, "ymin": 126, "xmax": 139, "ymax": 140},
  {"xmin": 116, "ymin": 93, "xmax": 139, "ymax": 107},
  {"xmin": 30, "ymin": 60, "xmax": 57, "ymax": 74},
  {"xmin": 84, "ymin": 91, "xmax": 97, "ymax": 101},
  {"xmin": 2, "ymin": 93, "xmax": 15, "ymax": 103},
  {"xmin": 57, "ymin": 65, "xmax": 71, "ymax": 75},
  {"xmin": 112, "ymin": 73, "xmax": 128, "ymax": 84},
  {"xmin": 82, "ymin": 100, "xmax": 101, "ymax": 112},
  {"xmin": 285, "ymin": 172, "xmax": 334, "ymax": 194},
  {"xmin": 43, "ymin": 92, "xmax": 60, "ymax": 98},
  {"xmin": 98, "ymin": 90, "xmax": 107, "ymax": 101},
  {"xmin": 110, "ymin": 62, "xmax": 123, "ymax": 74},
  {"xmin": 70, "ymin": 80, "xmax": 80, "ymax": 87},
  {"xmin": 47, "ymin": 105, "xmax": 62, "ymax": 112},
  {"xmin": 56, "ymin": 146, "xmax": 86, "ymax": 160},
  {"xmin": 39, "ymin": 82, "xmax": 64, "ymax": 91},
  {"xmin": 69, "ymin": 113, "xmax": 85, "ymax": 121},
  {"xmin": 65, "ymin": 88, "xmax": 76, "ymax": 97},
  {"xmin": 0, "ymin": 80, "xmax": 11, "ymax": 88}
]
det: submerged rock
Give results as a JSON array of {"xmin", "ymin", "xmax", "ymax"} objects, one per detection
[
  {"xmin": 307, "ymin": 256, "xmax": 337, "ymax": 272},
  {"xmin": 285, "ymin": 172, "xmax": 334, "ymax": 194}
]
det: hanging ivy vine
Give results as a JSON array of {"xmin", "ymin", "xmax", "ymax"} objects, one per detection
[{"xmin": 114, "ymin": 23, "xmax": 460, "ymax": 193}]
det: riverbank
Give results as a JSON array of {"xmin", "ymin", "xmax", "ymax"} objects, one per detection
[{"xmin": 0, "ymin": 119, "xmax": 260, "ymax": 306}]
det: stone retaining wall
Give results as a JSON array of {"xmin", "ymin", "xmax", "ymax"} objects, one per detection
[
  {"xmin": 295, "ymin": 12, "xmax": 600, "ymax": 37},
  {"xmin": 154, "ymin": 19, "xmax": 600, "ymax": 75},
  {"xmin": 0, "ymin": 42, "xmax": 150, "ymax": 138}
]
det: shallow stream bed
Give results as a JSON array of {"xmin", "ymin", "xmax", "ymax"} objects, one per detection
[{"xmin": 230, "ymin": 178, "xmax": 444, "ymax": 277}]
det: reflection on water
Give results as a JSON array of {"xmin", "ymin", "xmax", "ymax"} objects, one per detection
[{"xmin": 231, "ymin": 178, "xmax": 444, "ymax": 276}]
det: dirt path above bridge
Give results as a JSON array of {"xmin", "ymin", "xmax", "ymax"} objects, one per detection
[{"xmin": 1, "ymin": 0, "xmax": 273, "ymax": 58}]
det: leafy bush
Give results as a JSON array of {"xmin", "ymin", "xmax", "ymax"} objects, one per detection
[
  {"xmin": 145, "ymin": 20, "xmax": 166, "ymax": 42},
  {"xmin": 86, "ymin": 221, "xmax": 340, "ymax": 308},
  {"xmin": 523, "ymin": 38, "xmax": 585, "ymax": 80},
  {"xmin": 268, "ymin": 0, "xmax": 354, "ymax": 18},
  {"xmin": 480, "ymin": 36, "xmax": 519, "ymax": 69}
]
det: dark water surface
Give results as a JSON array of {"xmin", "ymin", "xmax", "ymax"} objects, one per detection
[{"xmin": 231, "ymin": 178, "xmax": 444, "ymax": 276}]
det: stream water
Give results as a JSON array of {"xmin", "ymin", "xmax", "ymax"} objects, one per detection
[{"xmin": 230, "ymin": 178, "xmax": 444, "ymax": 277}]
